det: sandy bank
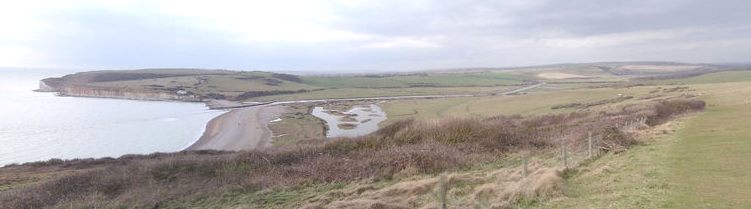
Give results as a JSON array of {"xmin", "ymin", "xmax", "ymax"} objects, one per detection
[{"xmin": 187, "ymin": 105, "xmax": 287, "ymax": 151}]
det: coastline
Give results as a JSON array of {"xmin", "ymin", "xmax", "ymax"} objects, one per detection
[
  {"xmin": 40, "ymin": 82, "xmax": 288, "ymax": 152},
  {"xmin": 38, "ymin": 81, "xmax": 546, "ymax": 152}
]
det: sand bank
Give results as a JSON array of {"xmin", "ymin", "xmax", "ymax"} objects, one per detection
[{"xmin": 187, "ymin": 105, "xmax": 286, "ymax": 151}]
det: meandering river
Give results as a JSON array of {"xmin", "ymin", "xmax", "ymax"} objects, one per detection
[{"xmin": 311, "ymin": 104, "xmax": 388, "ymax": 138}]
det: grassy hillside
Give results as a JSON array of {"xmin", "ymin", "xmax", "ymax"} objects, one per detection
[
  {"xmin": 523, "ymin": 70, "xmax": 751, "ymax": 208},
  {"xmin": 667, "ymin": 81, "xmax": 751, "ymax": 208},
  {"xmin": 0, "ymin": 98, "xmax": 702, "ymax": 208},
  {"xmin": 41, "ymin": 62, "xmax": 726, "ymax": 102}
]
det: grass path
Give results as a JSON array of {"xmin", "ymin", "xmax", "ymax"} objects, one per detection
[
  {"xmin": 666, "ymin": 82, "xmax": 751, "ymax": 208},
  {"xmin": 525, "ymin": 119, "xmax": 684, "ymax": 209}
]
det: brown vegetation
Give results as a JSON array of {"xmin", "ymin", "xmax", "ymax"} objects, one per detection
[
  {"xmin": 551, "ymin": 95, "xmax": 633, "ymax": 109},
  {"xmin": 234, "ymin": 89, "xmax": 322, "ymax": 100},
  {"xmin": 0, "ymin": 99, "xmax": 705, "ymax": 208}
]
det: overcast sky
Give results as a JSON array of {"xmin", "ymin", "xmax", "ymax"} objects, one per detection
[{"xmin": 1, "ymin": 0, "xmax": 749, "ymax": 71}]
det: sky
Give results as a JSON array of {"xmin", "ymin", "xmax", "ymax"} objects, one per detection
[{"xmin": 1, "ymin": 0, "xmax": 750, "ymax": 72}]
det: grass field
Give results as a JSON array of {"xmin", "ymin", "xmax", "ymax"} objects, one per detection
[
  {"xmin": 247, "ymin": 86, "xmax": 516, "ymax": 101},
  {"xmin": 644, "ymin": 70, "xmax": 751, "ymax": 85},
  {"xmin": 381, "ymin": 84, "xmax": 681, "ymax": 123},
  {"xmin": 301, "ymin": 72, "xmax": 529, "ymax": 88}
]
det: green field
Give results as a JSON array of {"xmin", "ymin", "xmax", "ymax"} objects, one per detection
[
  {"xmin": 301, "ymin": 72, "xmax": 529, "ymax": 88},
  {"xmin": 247, "ymin": 86, "xmax": 515, "ymax": 101},
  {"xmin": 382, "ymin": 84, "xmax": 674, "ymax": 122},
  {"xmin": 644, "ymin": 70, "xmax": 751, "ymax": 85}
]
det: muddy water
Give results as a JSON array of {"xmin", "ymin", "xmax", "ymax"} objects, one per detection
[{"xmin": 311, "ymin": 104, "xmax": 387, "ymax": 138}]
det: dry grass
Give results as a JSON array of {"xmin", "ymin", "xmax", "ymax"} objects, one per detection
[
  {"xmin": 537, "ymin": 72, "xmax": 591, "ymax": 80},
  {"xmin": 301, "ymin": 162, "xmax": 564, "ymax": 209},
  {"xmin": 0, "ymin": 99, "xmax": 704, "ymax": 208}
]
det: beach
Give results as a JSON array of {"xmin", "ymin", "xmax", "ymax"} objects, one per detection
[{"xmin": 187, "ymin": 105, "xmax": 286, "ymax": 151}]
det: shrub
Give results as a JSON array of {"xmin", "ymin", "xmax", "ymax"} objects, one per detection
[
  {"xmin": 598, "ymin": 127, "xmax": 637, "ymax": 153},
  {"xmin": 647, "ymin": 99, "xmax": 705, "ymax": 125}
]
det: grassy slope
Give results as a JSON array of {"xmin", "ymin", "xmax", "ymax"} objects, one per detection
[
  {"xmin": 376, "ymin": 71, "xmax": 751, "ymax": 208},
  {"xmin": 527, "ymin": 118, "xmax": 685, "ymax": 209},
  {"xmin": 667, "ymin": 81, "xmax": 751, "ymax": 208},
  {"xmin": 523, "ymin": 75, "xmax": 751, "ymax": 208}
]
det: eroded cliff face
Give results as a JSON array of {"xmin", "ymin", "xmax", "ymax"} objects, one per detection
[
  {"xmin": 37, "ymin": 80, "xmax": 59, "ymax": 92},
  {"xmin": 39, "ymin": 79, "xmax": 200, "ymax": 101},
  {"xmin": 61, "ymin": 85, "xmax": 200, "ymax": 101}
]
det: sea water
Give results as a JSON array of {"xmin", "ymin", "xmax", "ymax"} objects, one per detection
[{"xmin": 0, "ymin": 69, "xmax": 222, "ymax": 166}]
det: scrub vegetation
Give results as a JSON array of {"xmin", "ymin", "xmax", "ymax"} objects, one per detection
[{"xmin": 0, "ymin": 98, "xmax": 703, "ymax": 208}]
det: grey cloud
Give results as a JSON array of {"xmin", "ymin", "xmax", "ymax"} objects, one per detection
[{"xmin": 13, "ymin": 0, "xmax": 751, "ymax": 71}]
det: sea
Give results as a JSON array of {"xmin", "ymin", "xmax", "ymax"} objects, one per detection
[{"xmin": 0, "ymin": 69, "xmax": 223, "ymax": 166}]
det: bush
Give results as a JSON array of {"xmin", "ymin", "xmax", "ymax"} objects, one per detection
[
  {"xmin": 598, "ymin": 127, "xmax": 637, "ymax": 153},
  {"xmin": 647, "ymin": 99, "xmax": 705, "ymax": 125}
]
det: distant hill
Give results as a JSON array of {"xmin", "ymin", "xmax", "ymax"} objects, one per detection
[{"xmin": 37, "ymin": 62, "xmax": 734, "ymax": 102}]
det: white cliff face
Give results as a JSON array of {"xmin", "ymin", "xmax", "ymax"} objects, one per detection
[
  {"xmin": 59, "ymin": 85, "xmax": 199, "ymax": 101},
  {"xmin": 37, "ymin": 77, "xmax": 199, "ymax": 101},
  {"xmin": 38, "ymin": 81, "xmax": 55, "ymax": 92}
]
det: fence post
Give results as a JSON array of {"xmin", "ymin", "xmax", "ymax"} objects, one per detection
[
  {"xmin": 588, "ymin": 131, "xmax": 593, "ymax": 158},
  {"xmin": 522, "ymin": 155, "xmax": 529, "ymax": 177},
  {"xmin": 562, "ymin": 138, "xmax": 568, "ymax": 168},
  {"xmin": 437, "ymin": 174, "xmax": 447, "ymax": 209}
]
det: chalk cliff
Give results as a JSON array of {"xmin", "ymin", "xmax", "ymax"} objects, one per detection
[{"xmin": 39, "ymin": 80, "xmax": 199, "ymax": 101}]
